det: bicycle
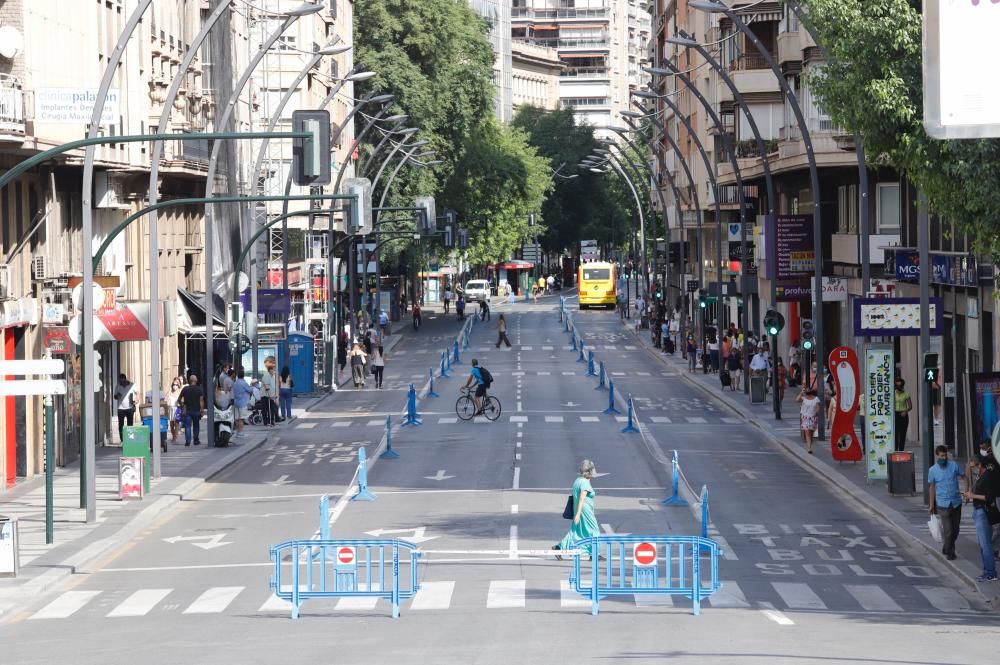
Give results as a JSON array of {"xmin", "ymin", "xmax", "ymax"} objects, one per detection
[{"xmin": 456, "ymin": 386, "xmax": 501, "ymax": 421}]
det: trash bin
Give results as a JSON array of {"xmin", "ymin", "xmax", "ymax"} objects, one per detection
[
  {"xmin": 0, "ymin": 516, "xmax": 19, "ymax": 578},
  {"xmin": 122, "ymin": 425, "xmax": 151, "ymax": 494},
  {"xmin": 141, "ymin": 415, "xmax": 169, "ymax": 448},
  {"xmin": 750, "ymin": 376, "xmax": 767, "ymax": 404},
  {"xmin": 887, "ymin": 451, "xmax": 916, "ymax": 496}
]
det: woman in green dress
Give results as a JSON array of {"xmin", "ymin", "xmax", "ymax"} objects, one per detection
[{"xmin": 554, "ymin": 459, "xmax": 601, "ymax": 559}]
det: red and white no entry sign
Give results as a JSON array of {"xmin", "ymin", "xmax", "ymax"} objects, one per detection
[
  {"xmin": 337, "ymin": 546, "xmax": 356, "ymax": 565},
  {"xmin": 633, "ymin": 542, "xmax": 657, "ymax": 566}
]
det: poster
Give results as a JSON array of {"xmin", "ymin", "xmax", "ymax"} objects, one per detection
[
  {"xmin": 119, "ymin": 457, "xmax": 144, "ymax": 500},
  {"xmin": 864, "ymin": 345, "xmax": 895, "ymax": 480},
  {"xmin": 968, "ymin": 373, "xmax": 1000, "ymax": 449},
  {"xmin": 828, "ymin": 347, "xmax": 863, "ymax": 462},
  {"xmin": 772, "ymin": 215, "xmax": 814, "ymax": 280}
]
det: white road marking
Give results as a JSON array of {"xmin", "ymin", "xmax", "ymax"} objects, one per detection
[
  {"xmin": 509, "ymin": 415, "xmax": 527, "ymax": 423},
  {"xmin": 772, "ymin": 582, "xmax": 827, "ymax": 610},
  {"xmin": 295, "ymin": 422, "xmax": 317, "ymax": 429},
  {"xmin": 686, "ymin": 417, "xmax": 708, "ymax": 424},
  {"xmin": 520, "ymin": 346, "xmax": 533, "ymax": 351},
  {"xmin": 545, "ymin": 416, "xmax": 564, "ymax": 423},
  {"xmin": 537, "ymin": 371, "xmax": 550, "ymax": 376},
  {"xmin": 917, "ymin": 586, "xmax": 971, "ymax": 612},
  {"xmin": 512, "ymin": 467, "xmax": 520, "ymax": 489},
  {"xmin": 625, "ymin": 345, "xmax": 637, "ymax": 350},
  {"xmin": 30, "ymin": 591, "xmax": 102, "ymax": 619},
  {"xmin": 604, "ymin": 345, "xmax": 618, "ymax": 350},
  {"xmin": 560, "ymin": 580, "xmax": 591, "ymax": 608},
  {"xmin": 517, "ymin": 402, "xmax": 523, "ymax": 412},
  {"xmin": 107, "ymin": 588, "xmax": 172, "ymax": 617},
  {"xmin": 708, "ymin": 582, "xmax": 750, "ymax": 608},
  {"xmin": 183, "ymin": 586, "xmax": 244, "ymax": 614},
  {"xmin": 615, "ymin": 416, "xmax": 628, "ymax": 423},
  {"xmin": 562, "ymin": 371, "xmax": 575, "ymax": 376},
  {"xmin": 636, "ymin": 372, "xmax": 651, "ymax": 376},
  {"xmin": 332, "ymin": 421, "xmax": 351, "ymax": 428},
  {"xmin": 580, "ymin": 416, "xmax": 600, "ymax": 423},
  {"xmin": 258, "ymin": 585, "xmax": 310, "ymax": 612},
  {"xmin": 844, "ymin": 585, "xmax": 903, "ymax": 612},
  {"xmin": 511, "ymin": 504, "xmax": 519, "ymax": 514},
  {"xmin": 758, "ymin": 601, "xmax": 795, "ymax": 625},
  {"xmin": 649, "ymin": 417, "xmax": 672, "ymax": 424},
  {"xmin": 487, "ymin": 580, "xmax": 526, "ymax": 608},
  {"xmin": 512, "ymin": 371, "xmax": 525, "ymax": 376},
  {"xmin": 515, "ymin": 453, "xmax": 521, "ymax": 461},
  {"xmin": 409, "ymin": 581, "xmax": 455, "ymax": 610},
  {"xmin": 509, "ymin": 525, "xmax": 518, "ymax": 559},
  {"xmin": 438, "ymin": 417, "xmax": 458, "ymax": 424},
  {"xmin": 335, "ymin": 583, "xmax": 381, "ymax": 610},
  {"xmin": 366, "ymin": 420, "xmax": 384, "ymax": 427},
  {"xmin": 722, "ymin": 417, "xmax": 742, "ymax": 424},
  {"xmin": 634, "ymin": 593, "xmax": 674, "ymax": 607},
  {"xmin": 542, "ymin": 346, "xmax": 553, "ymax": 351},
  {"xmin": 611, "ymin": 372, "xmax": 626, "ymax": 376}
]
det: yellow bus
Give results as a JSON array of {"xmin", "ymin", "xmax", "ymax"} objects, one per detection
[{"xmin": 578, "ymin": 261, "xmax": 617, "ymax": 309}]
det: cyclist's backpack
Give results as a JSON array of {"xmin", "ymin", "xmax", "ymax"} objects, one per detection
[{"xmin": 479, "ymin": 367, "xmax": 493, "ymax": 388}]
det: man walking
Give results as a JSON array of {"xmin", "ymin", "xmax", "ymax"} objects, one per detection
[
  {"xmin": 496, "ymin": 314, "xmax": 512, "ymax": 349},
  {"xmin": 928, "ymin": 445, "xmax": 964, "ymax": 560},
  {"xmin": 114, "ymin": 373, "xmax": 137, "ymax": 443},
  {"xmin": 179, "ymin": 374, "xmax": 205, "ymax": 446}
]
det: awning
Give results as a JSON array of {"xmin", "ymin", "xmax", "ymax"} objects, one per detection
[
  {"xmin": 176, "ymin": 288, "xmax": 228, "ymax": 333},
  {"xmin": 491, "ymin": 260, "xmax": 535, "ymax": 270},
  {"xmin": 561, "ymin": 52, "xmax": 607, "ymax": 59}
]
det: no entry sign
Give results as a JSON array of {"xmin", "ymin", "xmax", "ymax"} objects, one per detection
[
  {"xmin": 633, "ymin": 542, "xmax": 657, "ymax": 567},
  {"xmin": 337, "ymin": 546, "xmax": 356, "ymax": 566}
]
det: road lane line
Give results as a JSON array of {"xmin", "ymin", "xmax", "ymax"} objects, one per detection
[
  {"xmin": 844, "ymin": 585, "xmax": 903, "ymax": 612},
  {"xmin": 649, "ymin": 417, "xmax": 671, "ymax": 423},
  {"xmin": 410, "ymin": 581, "xmax": 455, "ymax": 610},
  {"xmin": 437, "ymin": 417, "xmax": 458, "ymax": 424},
  {"xmin": 917, "ymin": 586, "xmax": 971, "ymax": 612},
  {"xmin": 487, "ymin": 580, "xmax": 526, "ymax": 608},
  {"xmin": 545, "ymin": 416, "xmax": 564, "ymax": 423},
  {"xmin": 512, "ymin": 467, "xmax": 520, "ymax": 489},
  {"xmin": 580, "ymin": 416, "xmax": 600, "ymax": 422},
  {"xmin": 182, "ymin": 587, "xmax": 244, "ymax": 614},
  {"xmin": 758, "ymin": 601, "xmax": 795, "ymax": 625},
  {"xmin": 29, "ymin": 591, "xmax": 102, "ymax": 619},
  {"xmin": 509, "ymin": 525, "xmax": 518, "ymax": 559},
  {"xmin": 107, "ymin": 588, "xmax": 172, "ymax": 617},
  {"xmin": 685, "ymin": 417, "xmax": 707, "ymax": 424},
  {"xmin": 772, "ymin": 582, "xmax": 826, "ymax": 610},
  {"xmin": 511, "ymin": 504, "xmax": 519, "ymax": 514}
]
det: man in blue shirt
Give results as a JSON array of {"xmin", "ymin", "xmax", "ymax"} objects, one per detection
[
  {"xmin": 463, "ymin": 358, "xmax": 487, "ymax": 414},
  {"xmin": 928, "ymin": 444, "xmax": 965, "ymax": 560}
]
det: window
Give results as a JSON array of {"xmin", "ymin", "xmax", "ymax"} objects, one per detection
[
  {"xmin": 848, "ymin": 184, "xmax": 858, "ymax": 234},
  {"xmin": 837, "ymin": 185, "xmax": 847, "ymax": 233},
  {"xmin": 277, "ymin": 35, "xmax": 296, "ymax": 51},
  {"xmin": 582, "ymin": 268, "xmax": 611, "ymax": 281},
  {"xmin": 876, "ymin": 182, "xmax": 901, "ymax": 232}
]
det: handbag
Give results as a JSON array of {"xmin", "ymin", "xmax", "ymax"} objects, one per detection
[
  {"xmin": 173, "ymin": 406, "xmax": 183, "ymax": 423},
  {"xmin": 927, "ymin": 514, "xmax": 943, "ymax": 544},
  {"xmin": 562, "ymin": 495, "xmax": 575, "ymax": 520}
]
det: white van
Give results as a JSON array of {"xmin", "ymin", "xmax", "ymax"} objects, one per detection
[{"xmin": 464, "ymin": 279, "xmax": 491, "ymax": 303}]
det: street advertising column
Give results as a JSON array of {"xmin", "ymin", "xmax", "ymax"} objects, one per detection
[
  {"xmin": 828, "ymin": 346, "xmax": 862, "ymax": 462},
  {"xmin": 968, "ymin": 373, "xmax": 1000, "ymax": 453},
  {"xmin": 864, "ymin": 345, "xmax": 895, "ymax": 480}
]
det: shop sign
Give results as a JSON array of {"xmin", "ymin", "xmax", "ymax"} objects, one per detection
[
  {"xmin": 43, "ymin": 327, "xmax": 72, "ymax": 354},
  {"xmin": 821, "ymin": 277, "xmax": 848, "ymax": 302},
  {"xmin": 42, "ymin": 302, "xmax": 65, "ymax": 324},
  {"xmin": 864, "ymin": 345, "xmax": 895, "ymax": 481},
  {"xmin": 828, "ymin": 347, "xmax": 862, "ymax": 462},
  {"xmin": 893, "ymin": 251, "xmax": 977, "ymax": 287},
  {"xmin": 0, "ymin": 298, "xmax": 36, "ymax": 329},
  {"xmin": 853, "ymin": 297, "xmax": 944, "ymax": 336}
]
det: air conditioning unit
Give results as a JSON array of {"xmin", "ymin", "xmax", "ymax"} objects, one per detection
[
  {"xmin": 32, "ymin": 255, "xmax": 46, "ymax": 281},
  {"xmin": 95, "ymin": 172, "xmax": 130, "ymax": 209},
  {"xmin": 0, "ymin": 264, "xmax": 9, "ymax": 300}
]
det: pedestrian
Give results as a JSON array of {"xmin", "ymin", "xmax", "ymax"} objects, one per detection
[
  {"xmin": 479, "ymin": 297, "xmax": 491, "ymax": 321},
  {"xmin": 113, "ymin": 373, "xmax": 137, "ymax": 443},
  {"xmin": 363, "ymin": 324, "xmax": 374, "ymax": 355},
  {"xmin": 776, "ymin": 357, "xmax": 788, "ymax": 402},
  {"xmin": 687, "ymin": 335, "xmax": 698, "ymax": 372},
  {"xmin": 547, "ymin": 274, "xmax": 555, "ymax": 293},
  {"xmin": 552, "ymin": 459, "xmax": 601, "ymax": 561},
  {"xmin": 661, "ymin": 319, "xmax": 670, "ymax": 354},
  {"xmin": 179, "ymin": 374, "xmax": 205, "ymax": 446},
  {"xmin": 456, "ymin": 295, "xmax": 466, "ymax": 320},
  {"xmin": 372, "ymin": 347, "xmax": 386, "ymax": 389},
  {"xmin": 963, "ymin": 443, "xmax": 1000, "ymax": 581},
  {"xmin": 337, "ymin": 332, "xmax": 348, "ymax": 378},
  {"xmin": 928, "ymin": 444, "xmax": 964, "ymax": 561},
  {"xmin": 218, "ymin": 362, "xmax": 234, "ymax": 395},
  {"xmin": 727, "ymin": 343, "xmax": 742, "ymax": 389},
  {"xmin": 279, "ymin": 366, "xmax": 294, "ymax": 421},
  {"xmin": 232, "ymin": 369, "xmax": 252, "ymax": 439},
  {"xmin": 370, "ymin": 321, "xmax": 384, "ymax": 355},
  {"xmin": 797, "ymin": 388, "xmax": 820, "ymax": 454},
  {"xmin": 788, "ymin": 340, "xmax": 801, "ymax": 385},
  {"xmin": 894, "ymin": 377, "xmax": 912, "ymax": 452},
  {"xmin": 350, "ymin": 342, "xmax": 368, "ymax": 388},
  {"xmin": 617, "ymin": 292, "xmax": 626, "ymax": 320},
  {"xmin": 378, "ymin": 309, "xmax": 390, "ymax": 335},
  {"xmin": 443, "ymin": 284, "xmax": 453, "ymax": 314},
  {"xmin": 262, "ymin": 358, "xmax": 280, "ymax": 425},
  {"xmin": 412, "ymin": 301, "xmax": 422, "ymax": 330},
  {"xmin": 496, "ymin": 313, "xmax": 512, "ymax": 348},
  {"xmin": 166, "ymin": 376, "xmax": 184, "ymax": 442}
]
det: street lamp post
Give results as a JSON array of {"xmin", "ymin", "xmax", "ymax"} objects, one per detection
[{"xmin": 598, "ymin": 144, "xmax": 656, "ymax": 296}]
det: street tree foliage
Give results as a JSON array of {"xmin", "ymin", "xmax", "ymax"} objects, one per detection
[
  {"xmin": 800, "ymin": 0, "xmax": 1000, "ymax": 256},
  {"xmin": 354, "ymin": 0, "xmax": 547, "ymax": 266},
  {"xmin": 512, "ymin": 107, "xmax": 631, "ymax": 252}
]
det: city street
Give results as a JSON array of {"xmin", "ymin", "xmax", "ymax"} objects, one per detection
[{"xmin": 1, "ymin": 298, "xmax": 996, "ymax": 665}]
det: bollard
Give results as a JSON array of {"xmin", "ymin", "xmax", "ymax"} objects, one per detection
[
  {"xmin": 401, "ymin": 384, "xmax": 423, "ymax": 426},
  {"xmin": 440, "ymin": 351, "xmax": 451, "ymax": 378},
  {"xmin": 564, "ymin": 316, "xmax": 571, "ymax": 334},
  {"xmin": 662, "ymin": 450, "xmax": 689, "ymax": 506},
  {"xmin": 700, "ymin": 485, "xmax": 710, "ymax": 538},
  {"xmin": 351, "ymin": 447, "xmax": 377, "ymax": 501},
  {"xmin": 595, "ymin": 361, "xmax": 606, "ymax": 390},
  {"xmin": 453, "ymin": 340, "xmax": 462, "ymax": 365},
  {"xmin": 621, "ymin": 394, "xmax": 640, "ymax": 433},
  {"xmin": 463, "ymin": 327, "xmax": 470, "ymax": 350},
  {"xmin": 604, "ymin": 380, "xmax": 621, "ymax": 415},
  {"xmin": 427, "ymin": 368, "xmax": 440, "ymax": 398},
  {"xmin": 586, "ymin": 350, "xmax": 596, "ymax": 377},
  {"xmin": 381, "ymin": 415, "xmax": 400, "ymax": 459},
  {"xmin": 570, "ymin": 332, "xmax": 577, "ymax": 351},
  {"xmin": 577, "ymin": 339, "xmax": 586, "ymax": 363},
  {"xmin": 445, "ymin": 348, "xmax": 452, "ymax": 373}
]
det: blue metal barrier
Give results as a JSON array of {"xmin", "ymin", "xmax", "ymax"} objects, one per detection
[
  {"xmin": 440, "ymin": 351, "xmax": 450, "ymax": 378},
  {"xmin": 427, "ymin": 368, "xmax": 440, "ymax": 398},
  {"xmin": 381, "ymin": 415, "xmax": 400, "ymax": 459},
  {"xmin": 621, "ymin": 394, "xmax": 640, "ymax": 433},
  {"xmin": 319, "ymin": 494, "xmax": 331, "ymax": 540},
  {"xmin": 402, "ymin": 384, "xmax": 422, "ymax": 426},
  {"xmin": 453, "ymin": 340, "xmax": 461, "ymax": 365},
  {"xmin": 351, "ymin": 447, "xmax": 376, "ymax": 501},
  {"xmin": 463, "ymin": 327, "xmax": 470, "ymax": 350},
  {"xmin": 564, "ymin": 316, "xmax": 571, "ymax": 333},
  {"xmin": 595, "ymin": 361, "xmax": 606, "ymax": 390},
  {"xmin": 445, "ymin": 348, "xmax": 452, "ymax": 373},
  {"xmin": 570, "ymin": 332, "xmax": 577, "ymax": 351},
  {"xmin": 604, "ymin": 380, "xmax": 621, "ymax": 415},
  {"xmin": 586, "ymin": 350, "xmax": 596, "ymax": 377},
  {"xmin": 700, "ymin": 485, "xmax": 709, "ymax": 538},
  {"xmin": 577, "ymin": 339, "xmax": 586, "ymax": 363},
  {"xmin": 568, "ymin": 535, "xmax": 722, "ymax": 616},
  {"xmin": 269, "ymin": 539, "xmax": 421, "ymax": 619},
  {"xmin": 662, "ymin": 450, "xmax": 689, "ymax": 506}
]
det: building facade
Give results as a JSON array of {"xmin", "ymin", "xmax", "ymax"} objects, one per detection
[
  {"xmin": 511, "ymin": 41, "xmax": 563, "ymax": 111},
  {"xmin": 469, "ymin": 0, "xmax": 514, "ymax": 122}
]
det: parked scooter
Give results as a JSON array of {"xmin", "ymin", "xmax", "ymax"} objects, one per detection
[{"xmin": 214, "ymin": 402, "xmax": 234, "ymax": 447}]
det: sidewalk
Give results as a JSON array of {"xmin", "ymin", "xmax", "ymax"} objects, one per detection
[
  {"xmin": 0, "ymin": 391, "xmax": 330, "ymax": 617},
  {"xmin": 626, "ymin": 323, "xmax": 1000, "ymax": 609}
]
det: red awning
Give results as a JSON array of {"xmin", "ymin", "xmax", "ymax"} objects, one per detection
[{"xmin": 492, "ymin": 261, "xmax": 535, "ymax": 270}]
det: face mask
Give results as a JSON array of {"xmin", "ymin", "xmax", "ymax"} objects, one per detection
[
  {"xmin": 937, "ymin": 458, "xmax": 949, "ymax": 467},
  {"xmin": 981, "ymin": 448, "xmax": 992, "ymax": 459}
]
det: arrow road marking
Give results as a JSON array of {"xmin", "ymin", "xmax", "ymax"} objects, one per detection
[
  {"xmin": 364, "ymin": 527, "xmax": 439, "ymax": 544},
  {"xmin": 163, "ymin": 534, "xmax": 232, "ymax": 550},
  {"xmin": 267, "ymin": 475, "xmax": 295, "ymax": 486},
  {"xmin": 731, "ymin": 469, "xmax": 761, "ymax": 480},
  {"xmin": 560, "ymin": 401, "xmax": 580, "ymax": 407},
  {"xmin": 424, "ymin": 469, "xmax": 454, "ymax": 481}
]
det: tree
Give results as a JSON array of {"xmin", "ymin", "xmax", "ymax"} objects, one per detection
[{"xmin": 801, "ymin": 0, "xmax": 1000, "ymax": 256}]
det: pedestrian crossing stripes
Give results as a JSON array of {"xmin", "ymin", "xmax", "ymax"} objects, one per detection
[{"xmin": 27, "ymin": 581, "xmax": 980, "ymax": 619}]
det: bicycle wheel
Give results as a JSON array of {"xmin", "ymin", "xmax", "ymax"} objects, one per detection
[
  {"xmin": 456, "ymin": 395, "xmax": 476, "ymax": 421},
  {"xmin": 482, "ymin": 396, "xmax": 502, "ymax": 421}
]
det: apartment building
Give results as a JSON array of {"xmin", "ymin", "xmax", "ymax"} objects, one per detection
[
  {"xmin": 511, "ymin": 0, "xmax": 651, "ymax": 132},
  {"xmin": 0, "ymin": 0, "xmax": 352, "ymax": 489},
  {"xmin": 649, "ymin": 0, "xmax": 994, "ymax": 450},
  {"xmin": 469, "ymin": 0, "xmax": 514, "ymax": 122},
  {"xmin": 511, "ymin": 41, "xmax": 563, "ymax": 111}
]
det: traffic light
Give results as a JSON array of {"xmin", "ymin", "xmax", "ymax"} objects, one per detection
[
  {"xmin": 763, "ymin": 308, "xmax": 785, "ymax": 337},
  {"xmin": 698, "ymin": 288, "xmax": 707, "ymax": 309},
  {"xmin": 654, "ymin": 285, "xmax": 663, "ymax": 301},
  {"xmin": 924, "ymin": 353, "xmax": 940, "ymax": 383},
  {"xmin": 291, "ymin": 110, "xmax": 332, "ymax": 186},
  {"xmin": 416, "ymin": 196, "xmax": 437, "ymax": 234},
  {"xmin": 458, "ymin": 228, "xmax": 469, "ymax": 249},
  {"xmin": 93, "ymin": 350, "xmax": 103, "ymax": 392},
  {"xmin": 443, "ymin": 210, "xmax": 456, "ymax": 248},
  {"xmin": 801, "ymin": 319, "xmax": 815, "ymax": 351},
  {"xmin": 341, "ymin": 177, "xmax": 372, "ymax": 235}
]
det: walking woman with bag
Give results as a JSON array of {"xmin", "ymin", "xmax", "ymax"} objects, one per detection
[
  {"xmin": 496, "ymin": 314, "xmax": 512, "ymax": 348},
  {"xmin": 349, "ymin": 343, "xmax": 368, "ymax": 389},
  {"xmin": 279, "ymin": 367, "xmax": 294, "ymax": 420},
  {"xmin": 371, "ymin": 348, "xmax": 386, "ymax": 389},
  {"xmin": 552, "ymin": 460, "xmax": 601, "ymax": 560}
]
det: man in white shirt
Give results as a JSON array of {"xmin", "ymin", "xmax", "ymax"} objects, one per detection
[
  {"xmin": 114, "ymin": 373, "xmax": 137, "ymax": 443},
  {"xmin": 750, "ymin": 351, "xmax": 769, "ymax": 377}
]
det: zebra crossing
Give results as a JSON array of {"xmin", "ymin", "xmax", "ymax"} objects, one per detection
[
  {"xmin": 394, "ymin": 344, "xmax": 653, "ymax": 356},
  {"xmin": 26, "ymin": 579, "xmax": 980, "ymax": 620},
  {"xmin": 429, "ymin": 414, "xmax": 744, "ymax": 425}
]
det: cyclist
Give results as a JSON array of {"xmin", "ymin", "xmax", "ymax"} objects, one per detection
[
  {"xmin": 463, "ymin": 358, "xmax": 487, "ymax": 414},
  {"xmin": 412, "ymin": 302, "xmax": 422, "ymax": 330}
]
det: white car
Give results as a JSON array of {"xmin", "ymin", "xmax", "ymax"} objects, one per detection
[{"xmin": 464, "ymin": 279, "xmax": 491, "ymax": 303}]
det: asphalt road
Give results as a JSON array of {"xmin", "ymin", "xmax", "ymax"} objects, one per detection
[{"xmin": 2, "ymin": 296, "xmax": 998, "ymax": 665}]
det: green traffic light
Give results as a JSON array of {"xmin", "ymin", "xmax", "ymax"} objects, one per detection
[
  {"xmin": 767, "ymin": 325, "xmax": 778, "ymax": 336},
  {"xmin": 802, "ymin": 340, "xmax": 814, "ymax": 351}
]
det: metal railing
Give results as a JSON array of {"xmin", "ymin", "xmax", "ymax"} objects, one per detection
[
  {"xmin": 511, "ymin": 7, "xmax": 610, "ymax": 20},
  {"xmin": 730, "ymin": 52, "xmax": 772, "ymax": 71},
  {"xmin": 561, "ymin": 67, "xmax": 611, "ymax": 79},
  {"xmin": 0, "ymin": 74, "xmax": 25, "ymax": 136}
]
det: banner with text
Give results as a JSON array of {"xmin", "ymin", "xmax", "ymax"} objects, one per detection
[{"xmin": 864, "ymin": 345, "xmax": 895, "ymax": 481}]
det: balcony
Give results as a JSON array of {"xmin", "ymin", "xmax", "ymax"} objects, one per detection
[
  {"xmin": 511, "ymin": 7, "xmax": 610, "ymax": 21},
  {"xmin": 0, "ymin": 75, "xmax": 25, "ymax": 142},
  {"xmin": 561, "ymin": 67, "xmax": 610, "ymax": 80},
  {"xmin": 730, "ymin": 52, "xmax": 772, "ymax": 71}
]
